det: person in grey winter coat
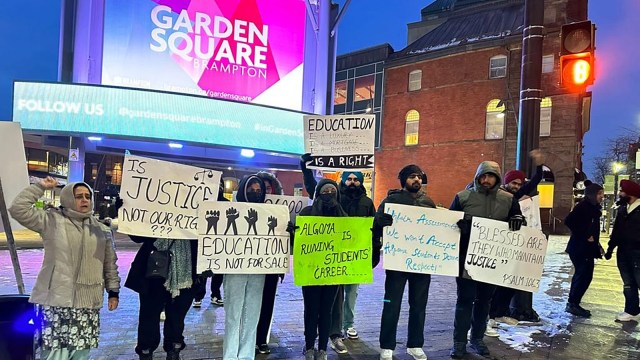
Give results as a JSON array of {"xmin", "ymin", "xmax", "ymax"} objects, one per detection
[{"xmin": 9, "ymin": 176, "xmax": 120, "ymax": 360}]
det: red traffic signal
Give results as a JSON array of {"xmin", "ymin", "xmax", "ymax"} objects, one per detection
[{"xmin": 560, "ymin": 21, "xmax": 595, "ymax": 91}]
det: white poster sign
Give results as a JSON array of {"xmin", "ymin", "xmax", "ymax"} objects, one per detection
[
  {"xmin": 304, "ymin": 115, "xmax": 375, "ymax": 171},
  {"xmin": 382, "ymin": 204, "xmax": 463, "ymax": 276},
  {"xmin": 264, "ymin": 194, "xmax": 311, "ymax": 221},
  {"xmin": 466, "ymin": 217, "xmax": 548, "ymax": 292},
  {"xmin": 196, "ymin": 202, "xmax": 290, "ymax": 274},
  {"xmin": 1, "ymin": 122, "xmax": 30, "ymax": 232},
  {"xmin": 118, "ymin": 155, "xmax": 221, "ymax": 239},
  {"xmin": 519, "ymin": 195, "xmax": 542, "ymax": 230}
]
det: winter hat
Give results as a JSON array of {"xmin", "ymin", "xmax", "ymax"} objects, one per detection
[
  {"xmin": 584, "ymin": 183, "xmax": 604, "ymax": 205},
  {"xmin": 621, "ymin": 180, "xmax": 640, "ymax": 198},
  {"xmin": 341, "ymin": 171, "xmax": 364, "ymax": 184},
  {"xmin": 504, "ymin": 170, "xmax": 526, "ymax": 184},
  {"xmin": 398, "ymin": 164, "xmax": 425, "ymax": 187}
]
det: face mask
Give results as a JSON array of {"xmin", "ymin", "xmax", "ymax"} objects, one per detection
[
  {"xmin": 319, "ymin": 193, "xmax": 336, "ymax": 205},
  {"xmin": 246, "ymin": 191, "xmax": 262, "ymax": 203}
]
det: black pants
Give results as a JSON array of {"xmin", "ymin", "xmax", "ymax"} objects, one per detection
[
  {"xmin": 489, "ymin": 285, "xmax": 516, "ymax": 318},
  {"xmin": 193, "ymin": 274, "xmax": 223, "ymax": 301},
  {"xmin": 568, "ymin": 254, "xmax": 594, "ymax": 306},
  {"xmin": 509, "ymin": 290, "xmax": 534, "ymax": 317},
  {"xmin": 135, "ymin": 280, "xmax": 195, "ymax": 354},
  {"xmin": 329, "ymin": 285, "xmax": 344, "ymax": 339},
  {"xmin": 379, "ymin": 270, "xmax": 431, "ymax": 350},
  {"xmin": 453, "ymin": 277, "xmax": 496, "ymax": 343},
  {"xmin": 617, "ymin": 251, "xmax": 640, "ymax": 315},
  {"xmin": 302, "ymin": 285, "xmax": 339, "ymax": 351},
  {"xmin": 256, "ymin": 274, "xmax": 279, "ymax": 345}
]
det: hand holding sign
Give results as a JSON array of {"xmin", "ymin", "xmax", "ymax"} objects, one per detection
[
  {"xmin": 245, "ymin": 208, "xmax": 259, "ymax": 235},
  {"xmin": 225, "ymin": 208, "xmax": 239, "ymax": 235}
]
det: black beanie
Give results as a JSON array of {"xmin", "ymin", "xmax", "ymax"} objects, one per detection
[
  {"xmin": 398, "ymin": 164, "xmax": 426, "ymax": 187},
  {"xmin": 584, "ymin": 183, "xmax": 603, "ymax": 205}
]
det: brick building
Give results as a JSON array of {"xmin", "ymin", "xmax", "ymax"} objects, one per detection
[{"xmin": 374, "ymin": 0, "xmax": 591, "ymax": 233}]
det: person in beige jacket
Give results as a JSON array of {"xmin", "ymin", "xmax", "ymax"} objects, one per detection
[{"xmin": 9, "ymin": 176, "xmax": 120, "ymax": 360}]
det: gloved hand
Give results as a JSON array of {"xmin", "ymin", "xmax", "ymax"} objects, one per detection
[
  {"xmin": 372, "ymin": 248, "xmax": 381, "ymax": 268},
  {"xmin": 457, "ymin": 217, "xmax": 472, "ymax": 237},
  {"xmin": 377, "ymin": 213, "xmax": 393, "ymax": 228},
  {"xmin": 605, "ymin": 247, "xmax": 613, "ymax": 260},
  {"xmin": 300, "ymin": 153, "xmax": 313, "ymax": 163},
  {"xmin": 509, "ymin": 215, "xmax": 525, "ymax": 231},
  {"xmin": 286, "ymin": 221, "xmax": 299, "ymax": 234},
  {"xmin": 115, "ymin": 197, "xmax": 124, "ymax": 211}
]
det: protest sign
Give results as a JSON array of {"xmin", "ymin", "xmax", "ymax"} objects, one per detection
[
  {"xmin": 196, "ymin": 202, "xmax": 290, "ymax": 274},
  {"xmin": 0, "ymin": 122, "xmax": 30, "ymax": 232},
  {"xmin": 519, "ymin": 195, "xmax": 542, "ymax": 230},
  {"xmin": 293, "ymin": 216, "xmax": 373, "ymax": 286},
  {"xmin": 264, "ymin": 194, "xmax": 311, "ymax": 221},
  {"xmin": 304, "ymin": 115, "xmax": 375, "ymax": 171},
  {"xmin": 382, "ymin": 204, "xmax": 463, "ymax": 276},
  {"xmin": 118, "ymin": 155, "xmax": 221, "ymax": 239},
  {"xmin": 465, "ymin": 217, "xmax": 548, "ymax": 292}
]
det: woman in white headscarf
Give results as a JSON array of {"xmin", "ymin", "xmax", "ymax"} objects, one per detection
[{"xmin": 9, "ymin": 176, "xmax": 120, "ymax": 360}]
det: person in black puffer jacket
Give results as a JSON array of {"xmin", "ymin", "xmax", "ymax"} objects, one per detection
[{"xmin": 564, "ymin": 183, "xmax": 605, "ymax": 318}]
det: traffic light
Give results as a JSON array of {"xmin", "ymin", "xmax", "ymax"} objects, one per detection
[{"xmin": 560, "ymin": 20, "xmax": 595, "ymax": 91}]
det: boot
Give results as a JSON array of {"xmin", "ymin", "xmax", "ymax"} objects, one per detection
[
  {"xmin": 166, "ymin": 350, "xmax": 180, "ymax": 360},
  {"xmin": 138, "ymin": 349, "xmax": 153, "ymax": 360},
  {"xmin": 450, "ymin": 342, "xmax": 467, "ymax": 359}
]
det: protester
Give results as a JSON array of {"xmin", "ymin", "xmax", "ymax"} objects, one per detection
[
  {"xmin": 295, "ymin": 179, "xmax": 346, "ymax": 360},
  {"xmin": 564, "ymin": 182, "xmax": 605, "ymax": 318},
  {"xmin": 374, "ymin": 165, "xmax": 435, "ymax": 360},
  {"xmin": 605, "ymin": 180, "xmax": 640, "ymax": 321},
  {"xmin": 223, "ymin": 174, "xmax": 267, "ymax": 360},
  {"xmin": 255, "ymin": 171, "xmax": 285, "ymax": 354},
  {"xmin": 450, "ymin": 161, "xmax": 524, "ymax": 359},
  {"xmin": 9, "ymin": 176, "xmax": 120, "ymax": 360}
]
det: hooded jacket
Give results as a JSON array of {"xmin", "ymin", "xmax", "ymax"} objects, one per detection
[
  {"xmin": 256, "ymin": 171, "xmax": 284, "ymax": 195},
  {"xmin": 339, "ymin": 183, "xmax": 376, "ymax": 218},
  {"xmin": 299, "ymin": 179, "xmax": 348, "ymax": 217},
  {"xmin": 237, "ymin": 175, "xmax": 267, "ymax": 203},
  {"xmin": 9, "ymin": 183, "xmax": 120, "ymax": 309},
  {"xmin": 564, "ymin": 198, "xmax": 602, "ymax": 258}
]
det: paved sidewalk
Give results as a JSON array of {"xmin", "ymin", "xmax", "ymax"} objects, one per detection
[{"xmin": 1, "ymin": 235, "xmax": 639, "ymax": 359}]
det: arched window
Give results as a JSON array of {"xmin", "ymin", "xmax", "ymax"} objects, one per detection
[
  {"xmin": 485, "ymin": 99, "xmax": 505, "ymax": 140},
  {"xmin": 489, "ymin": 55, "xmax": 507, "ymax": 79},
  {"xmin": 540, "ymin": 97, "xmax": 552, "ymax": 137},
  {"xmin": 405, "ymin": 110, "xmax": 419, "ymax": 146},
  {"xmin": 408, "ymin": 70, "xmax": 422, "ymax": 91}
]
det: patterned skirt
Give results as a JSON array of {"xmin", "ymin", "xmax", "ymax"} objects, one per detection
[{"xmin": 35, "ymin": 305, "xmax": 100, "ymax": 351}]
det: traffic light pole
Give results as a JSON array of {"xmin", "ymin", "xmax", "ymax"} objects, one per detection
[{"xmin": 516, "ymin": 0, "xmax": 544, "ymax": 176}]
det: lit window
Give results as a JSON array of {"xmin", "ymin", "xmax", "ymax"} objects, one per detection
[
  {"xmin": 489, "ymin": 55, "xmax": 507, "ymax": 79},
  {"xmin": 485, "ymin": 99, "xmax": 505, "ymax": 140},
  {"xmin": 542, "ymin": 55, "xmax": 554, "ymax": 73},
  {"xmin": 408, "ymin": 70, "xmax": 422, "ymax": 91},
  {"xmin": 540, "ymin": 97, "xmax": 552, "ymax": 137},
  {"xmin": 354, "ymin": 75, "xmax": 375, "ymax": 102},
  {"xmin": 405, "ymin": 110, "xmax": 419, "ymax": 146},
  {"xmin": 334, "ymin": 80, "xmax": 347, "ymax": 105}
]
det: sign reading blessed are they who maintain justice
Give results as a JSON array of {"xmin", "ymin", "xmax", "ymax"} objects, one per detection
[
  {"xmin": 382, "ymin": 204, "xmax": 463, "ymax": 276},
  {"xmin": 304, "ymin": 115, "xmax": 375, "ymax": 171},
  {"xmin": 196, "ymin": 202, "xmax": 291, "ymax": 274},
  {"xmin": 118, "ymin": 155, "xmax": 222, "ymax": 239},
  {"xmin": 293, "ymin": 216, "xmax": 374, "ymax": 286},
  {"xmin": 466, "ymin": 217, "xmax": 548, "ymax": 292}
]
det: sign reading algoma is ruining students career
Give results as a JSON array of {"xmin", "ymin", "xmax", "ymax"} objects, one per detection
[
  {"xmin": 118, "ymin": 155, "xmax": 221, "ymax": 239},
  {"xmin": 382, "ymin": 204, "xmax": 463, "ymax": 276},
  {"xmin": 465, "ymin": 217, "xmax": 548, "ymax": 292},
  {"xmin": 303, "ymin": 115, "xmax": 375, "ymax": 171},
  {"xmin": 293, "ymin": 216, "xmax": 374, "ymax": 286},
  {"xmin": 196, "ymin": 202, "xmax": 290, "ymax": 274}
]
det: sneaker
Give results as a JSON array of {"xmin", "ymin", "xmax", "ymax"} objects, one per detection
[
  {"xmin": 565, "ymin": 303, "xmax": 591, "ymax": 318},
  {"xmin": 346, "ymin": 327, "xmax": 359, "ymax": 339},
  {"xmin": 166, "ymin": 350, "xmax": 180, "ymax": 360},
  {"xmin": 160, "ymin": 310, "xmax": 166, "ymax": 321},
  {"xmin": 517, "ymin": 310, "xmax": 542, "ymax": 323},
  {"xmin": 139, "ymin": 350, "xmax": 153, "ymax": 360},
  {"xmin": 193, "ymin": 300, "xmax": 202, "ymax": 308},
  {"xmin": 616, "ymin": 311, "xmax": 640, "ymax": 322},
  {"xmin": 379, "ymin": 349, "xmax": 393, "ymax": 360},
  {"xmin": 484, "ymin": 326, "xmax": 500, "ymax": 337},
  {"xmin": 316, "ymin": 349, "xmax": 327, "ymax": 360},
  {"xmin": 256, "ymin": 343, "xmax": 270, "ymax": 354},
  {"xmin": 449, "ymin": 342, "xmax": 466, "ymax": 359},
  {"xmin": 303, "ymin": 348, "xmax": 315, "ymax": 360},
  {"xmin": 407, "ymin": 347, "xmax": 427, "ymax": 360},
  {"xmin": 330, "ymin": 337, "xmax": 348, "ymax": 354},
  {"xmin": 487, "ymin": 318, "xmax": 498, "ymax": 328},
  {"xmin": 470, "ymin": 338, "xmax": 490, "ymax": 356},
  {"xmin": 211, "ymin": 296, "xmax": 224, "ymax": 307},
  {"xmin": 495, "ymin": 316, "xmax": 519, "ymax": 325}
]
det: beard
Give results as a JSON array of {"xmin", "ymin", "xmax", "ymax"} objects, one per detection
[
  {"xmin": 406, "ymin": 182, "xmax": 421, "ymax": 193},
  {"xmin": 346, "ymin": 184, "xmax": 358, "ymax": 193}
]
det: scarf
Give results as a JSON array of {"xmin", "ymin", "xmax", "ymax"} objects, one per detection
[{"xmin": 154, "ymin": 238, "xmax": 193, "ymax": 298}]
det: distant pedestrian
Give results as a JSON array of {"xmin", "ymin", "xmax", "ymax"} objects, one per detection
[
  {"xmin": 564, "ymin": 182, "xmax": 605, "ymax": 318},
  {"xmin": 9, "ymin": 177, "xmax": 120, "ymax": 360}
]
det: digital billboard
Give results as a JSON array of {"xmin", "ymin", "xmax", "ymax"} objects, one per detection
[
  {"xmin": 13, "ymin": 82, "xmax": 305, "ymax": 154},
  {"xmin": 102, "ymin": 0, "xmax": 306, "ymax": 111}
]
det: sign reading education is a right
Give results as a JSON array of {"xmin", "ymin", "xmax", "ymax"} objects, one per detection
[{"xmin": 465, "ymin": 217, "xmax": 548, "ymax": 292}]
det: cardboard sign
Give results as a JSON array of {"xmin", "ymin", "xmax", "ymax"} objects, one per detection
[
  {"xmin": 382, "ymin": 204, "xmax": 463, "ymax": 276},
  {"xmin": 196, "ymin": 202, "xmax": 290, "ymax": 274},
  {"xmin": 293, "ymin": 216, "xmax": 374, "ymax": 286},
  {"xmin": 519, "ymin": 195, "xmax": 542, "ymax": 230},
  {"xmin": 118, "ymin": 155, "xmax": 221, "ymax": 239},
  {"xmin": 0, "ymin": 122, "xmax": 30, "ymax": 232},
  {"xmin": 465, "ymin": 217, "xmax": 548, "ymax": 292},
  {"xmin": 304, "ymin": 115, "xmax": 375, "ymax": 170},
  {"xmin": 264, "ymin": 194, "xmax": 311, "ymax": 221}
]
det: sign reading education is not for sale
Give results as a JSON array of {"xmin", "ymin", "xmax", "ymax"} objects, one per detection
[
  {"xmin": 196, "ymin": 202, "xmax": 291, "ymax": 274},
  {"xmin": 293, "ymin": 216, "xmax": 374, "ymax": 286},
  {"xmin": 465, "ymin": 217, "xmax": 548, "ymax": 292},
  {"xmin": 118, "ymin": 155, "xmax": 222, "ymax": 239},
  {"xmin": 304, "ymin": 115, "xmax": 375, "ymax": 171}
]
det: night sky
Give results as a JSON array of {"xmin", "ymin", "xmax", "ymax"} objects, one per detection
[{"xmin": 1, "ymin": 0, "xmax": 637, "ymax": 179}]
